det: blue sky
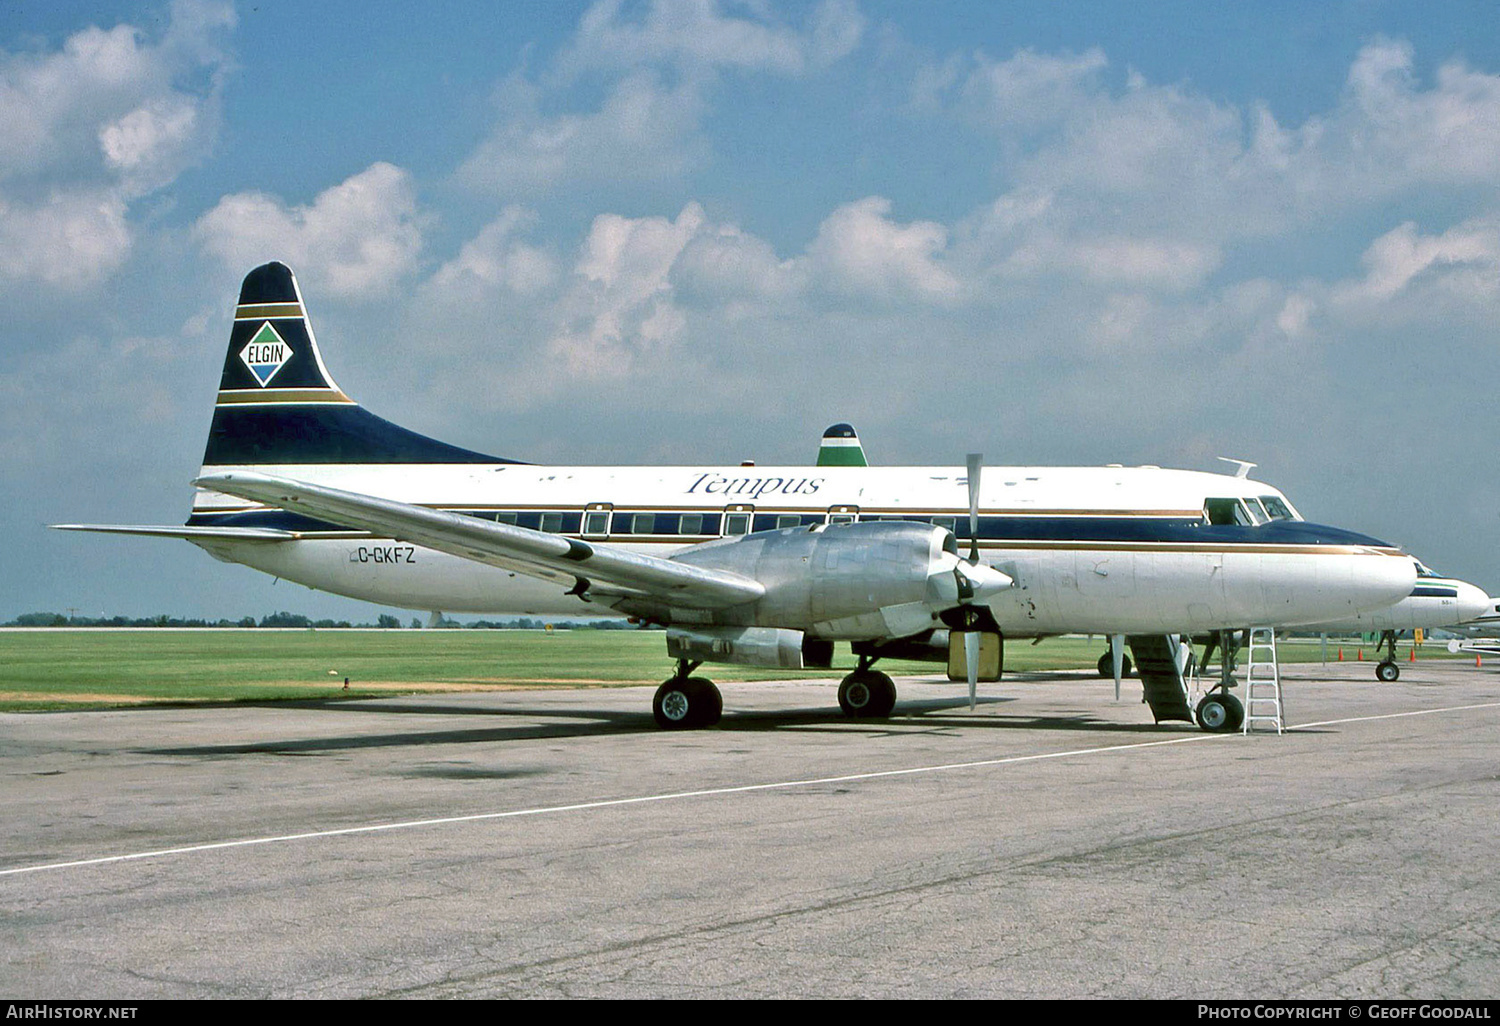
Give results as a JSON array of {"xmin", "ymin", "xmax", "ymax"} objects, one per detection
[{"xmin": 4, "ymin": 0, "xmax": 1500, "ymax": 621}]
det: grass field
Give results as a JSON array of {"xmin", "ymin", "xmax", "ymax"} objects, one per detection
[{"xmin": 0, "ymin": 629, "xmax": 1455, "ymax": 712}]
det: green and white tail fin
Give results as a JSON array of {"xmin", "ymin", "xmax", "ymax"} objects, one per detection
[{"xmin": 817, "ymin": 423, "xmax": 867, "ymax": 467}]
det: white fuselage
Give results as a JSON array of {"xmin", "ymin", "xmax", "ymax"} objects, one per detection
[
  {"xmin": 187, "ymin": 461, "xmax": 1417, "ymax": 635},
  {"xmin": 1295, "ymin": 577, "xmax": 1491, "ymax": 634}
]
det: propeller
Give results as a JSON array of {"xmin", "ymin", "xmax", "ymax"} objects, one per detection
[
  {"xmin": 1111, "ymin": 633, "xmax": 1125, "ymax": 701},
  {"xmin": 962, "ymin": 453, "xmax": 987, "ymax": 710},
  {"xmin": 965, "ymin": 453, "xmax": 982, "ymax": 563},
  {"xmin": 927, "ymin": 453, "xmax": 1010, "ymax": 710}
]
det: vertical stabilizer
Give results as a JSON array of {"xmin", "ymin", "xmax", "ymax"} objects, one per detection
[
  {"xmin": 201, "ymin": 262, "xmax": 508, "ymax": 468},
  {"xmin": 817, "ymin": 423, "xmax": 868, "ymax": 467}
]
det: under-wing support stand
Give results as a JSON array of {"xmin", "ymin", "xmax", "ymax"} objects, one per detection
[{"xmin": 653, "ymin": 659, "xmax": 723, "ymax": 730}]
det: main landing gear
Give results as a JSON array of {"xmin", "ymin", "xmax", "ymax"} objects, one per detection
[
  {"xmin": 652, "ymin": 660, "xmax": 723, "ymax": 729},
  {"xmin": 838, "ymin": 655, "xmax": 896, "ymax": 718},
  {"xmin": 1194, "ymin": 691, "xmax": 1244, "ymax": 732},
  {"xmin": 1096, "ymin": 652, "xmax": 1132, "ymax": 678},
  {"xmin": 1193, "ymin": 628, "xmax": 1246, "ymax": 733},
  {"xmin": 1374, "ymin": 629, "xmax": 1402, "ymax": 682}
]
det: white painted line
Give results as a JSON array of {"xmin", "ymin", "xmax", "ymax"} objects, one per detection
[{"xmin": 3, "ymin": 699, "xmax": 1497, "ymax": 879}]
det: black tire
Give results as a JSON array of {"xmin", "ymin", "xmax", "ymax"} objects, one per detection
[
  {"xmin": 1376, "ymin": 661, "xmax": 1400, "ymax": 682},
  {"xmin": 1195, "ymin": 692, "xmax": 1244, "ymax": 733},
  {"xmin": 653, "ymin": 676, "xmax": 722, "ymax": 729},
  {"xmin": 1096, "ymin": 652, "xmax": 1133, "ymax": 678},
  {"xmin": 839, "ymin": 671, "xmax": 897, "ymax": 718}
]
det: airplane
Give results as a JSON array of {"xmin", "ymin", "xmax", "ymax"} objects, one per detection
[
  {"xmin": 55, "ymin": 262, "xmax": 1420, "ymax": 731},
  {"xmin": 800, "ymin": 425, "xmax": 1488, "ymax": 710},
  {"xmin": 1277, "ymin": 561, "xmax": 1490, "ymax": 680}
]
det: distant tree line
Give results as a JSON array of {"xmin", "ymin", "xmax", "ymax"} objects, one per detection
[{"xmin": 3, "ymin": 611, "xmax": 653, "ymax": 630}]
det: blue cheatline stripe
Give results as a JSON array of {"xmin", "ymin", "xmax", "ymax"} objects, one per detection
[
  {"xmin": 184, "ymin": 506, "xmax": 1392, "ymax": 549},
  {"xmin": 201, "ymin": 405, "xmax": 515, "ymax": 466}
]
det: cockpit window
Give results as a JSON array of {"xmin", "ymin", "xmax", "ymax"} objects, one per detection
[
  {"xmin": 1414, "ymin": 560, "xmax": 1443, "ymax": 579},
  {"xmin": 1244, "ymin": 498, "xmax": 1271, "ymax": 525},
  {"xmin": 1204, "ymin": 498, "xmax": 1256, "ymax": 527},
  {"xmin": 1258, "ymin": 495, "xmax": 1295, "ymax": 521}
]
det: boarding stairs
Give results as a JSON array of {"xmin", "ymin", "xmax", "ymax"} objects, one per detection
[
  {"xmin": 1242, "ymin": 627, "xmax": 1285, "ymax": 734},
  {"xmin": 1126, "ymin": 634, "xmax": 1194, "ymax": 724}
]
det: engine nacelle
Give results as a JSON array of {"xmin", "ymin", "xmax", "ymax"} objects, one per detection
[
  {"xmin": 666, "ymin": 626, "xmax": 807, "ymax": 668},
  {"xmin": 672, "ymin": 521, "xmax": 957, "ymax": 639}
]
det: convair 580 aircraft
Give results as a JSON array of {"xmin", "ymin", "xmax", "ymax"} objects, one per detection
[{"xmin": 59, "ymin": 263, "xmax": 1418, "ymax": 730}]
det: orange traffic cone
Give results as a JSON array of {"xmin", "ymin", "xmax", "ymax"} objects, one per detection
[
  {"xmin": 1337, "ymin": 647, "xmax": 1344, "ymax": 661},
  {"xmin": 1409, "ymin": 647, "xmax": 1415, "ymax": 662},
  {"xmin": 1357, "ymin": 649, "xmax": 1363, "ymax": 661}
]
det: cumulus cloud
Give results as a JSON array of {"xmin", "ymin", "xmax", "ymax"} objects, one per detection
[
  {"xmin": 460, "ymin": 1, "xmax": 862, "ymax": 196},
  {"xmin": 805, "ymin": 196, "xmax": 960, "ymax": 300},
  {"xmin": 457, "ymin": 72, "xmax": 708, "ymax": 194},
  {"xmin": 426, "ymin": 207, "xmax": 558, "ymax": 299},
  {"xmin": 193, "ymin": 163, "xmax": 425, "ymax": 299},
  {"xmin": 0, "ymin": 0, "xmax": 235, "ymax": 287},
  {"xmin": 563, "ymin": 0, "xmax": 863, "ymax": 76},
  {"xmin": 546, "ymin": 202, "xmax": 706, "ymax": 374},
  {"xmin": 0, "ymin": 191, "xmax": 130, "ymax": 286},
  {"xmin": 1333, "ymin": 218, "xmax": 1500, "ymax": 306}
]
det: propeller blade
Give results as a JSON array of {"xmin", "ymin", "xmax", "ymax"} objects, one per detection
[
  {"xmin": 1111, "ymin": 633, "xmax": 1125, "ymax": 701},
  {"xmin": 965, "ymin": 453, "xmax": 982, "ymax": 563},
  {"xmin": 965, "ymin": 629, "xmax": 980, "ymax": 711}
]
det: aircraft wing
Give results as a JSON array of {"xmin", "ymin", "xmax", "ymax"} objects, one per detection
[
  {"xmin": 192, "ymin": 471, "xmax": 765, "ymax": 611},
  {"xmin": 51, "ymin": 524, "xmax": 297, "ymax": 541}
]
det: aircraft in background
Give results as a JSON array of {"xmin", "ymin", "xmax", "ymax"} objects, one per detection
[
  {"xmin": 1286, "ymin": 561, "xmax": 1489, "ymax": 680},
  {"xmin": 57, "ymin": 263, "xmax": 1419, "ymax": 731}
]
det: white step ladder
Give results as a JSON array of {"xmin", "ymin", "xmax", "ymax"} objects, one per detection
[{"xmin": 1243, "ymin": 627, "xmax": 1285, "ymax": 734}]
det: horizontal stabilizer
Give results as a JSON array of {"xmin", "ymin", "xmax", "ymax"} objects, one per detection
[
  {"xmin": 51, "ymin": 524, "xmax": 297, "ymax": 542},
  {"xmin": 193, "ymin": 471, "xmax": 766, "ymax": 610}
]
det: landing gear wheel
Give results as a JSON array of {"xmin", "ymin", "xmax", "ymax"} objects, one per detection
[
  {"xmin": 839, "ymin": 670, "xmax": 897, "ymax": 718},
  {"xmin": 1195, "ymin": 692, "xmax": 1244, "ymax": 733},
  {"xmin": 1097, "ymin": 653, "xmax": 1133, "ymax": 678},
  {"xmin": 1376, "ymin": 660, "xmax": 1400, "ymax": 682},
  {"xmin": 652, "ymin": 676, "xmax": 722, "ymax": 729}
]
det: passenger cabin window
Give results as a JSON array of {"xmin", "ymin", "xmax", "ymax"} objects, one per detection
[
  {"xmin": 828, "ymin": 513, "xmax": 855, "ymax": 525},
  {"xmin": 679, "ymin": 513, "xmax": 703, "ymax": 536},
  {"xmin": 539, "ymin": 512, "xmax": 564, "ymax": 533},
  {"xmin": 630, "ymin": 513, "xmax": 656, "ymax": 535},
  {"xmin": 493, "ymin": 512, "xmax": 518, "ymax": 526},
  {"xmin": 724, "ymin": 513, "xmax": 751, "ymax": 536},
  {"xmin": 584, "ymin": 511, "xmax": 610, "ymax": 536},
  {"xmin": 776, "ymin": 514, "xmax": 801, "ymax": 530}
]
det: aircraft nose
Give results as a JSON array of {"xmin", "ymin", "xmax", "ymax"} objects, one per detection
[
  {"xmin": 1349, "ymin": 552, "xmax": 1419, "ymax": 614},
  {"xmin": 1453, "ymin": 581, "xmax": 1493, "ymax": 626}
]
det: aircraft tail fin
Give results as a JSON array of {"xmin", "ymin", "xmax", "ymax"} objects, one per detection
[
  {"xmin": 202, "ymin": 262, "xmax": 508, "ymax": 469},
  {"xmin": 817, "ymin": 423, "xmax": 867, "ymax": 467}
]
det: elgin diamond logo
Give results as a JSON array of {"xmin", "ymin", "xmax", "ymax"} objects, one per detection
[{"xmin": 239, "ymin": 322, "xmax": 292, "ymax": 386}]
